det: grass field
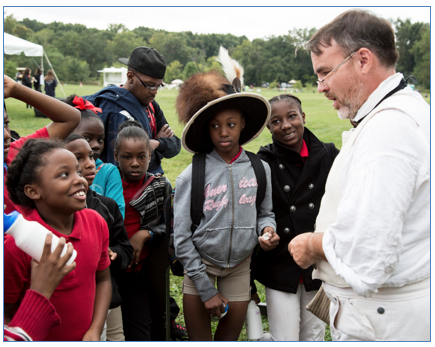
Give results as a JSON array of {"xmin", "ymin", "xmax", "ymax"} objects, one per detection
[{"xmin": 4, "ymin": 84, "xmax": 430, "ymax": 341}]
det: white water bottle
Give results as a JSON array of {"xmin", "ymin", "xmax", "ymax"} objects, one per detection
[
  {"xmin": 245, "ymin": 300, "xmax": 263, "ymax": 340},
  {"xmin": 4, "ymin": 211, "xmax": 77, "ymax": 265}
]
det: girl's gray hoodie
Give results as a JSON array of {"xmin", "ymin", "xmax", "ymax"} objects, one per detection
[{"xmin": 174, "ymin": 149, "xmax": 276, "ymax": 302}]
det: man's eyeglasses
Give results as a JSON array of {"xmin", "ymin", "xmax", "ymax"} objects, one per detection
[
  {"xmin": 132, "ymin": 71, "xmax": 164, "ymax": 91},
  {"xmin": 316, "ymin": 51, "xmax": 358, "ymax": 87}
]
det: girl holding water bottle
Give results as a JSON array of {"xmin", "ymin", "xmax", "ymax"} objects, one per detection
[{"xmin": 4, "ymin": 139, "xmax": 111, "ymax": 341}]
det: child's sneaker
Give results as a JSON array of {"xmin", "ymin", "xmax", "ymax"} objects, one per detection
[{"xmin": 170, "ymin": 320, "xmax": 188, "ymax": 340}]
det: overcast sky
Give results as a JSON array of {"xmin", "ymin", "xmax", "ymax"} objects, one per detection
[{"xmin": 3, "ymin": 2, "xmax": 431, "ymax": 41}]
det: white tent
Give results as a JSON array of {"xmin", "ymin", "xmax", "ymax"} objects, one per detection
[
  {"xmin": 4, "ymin": 32, "xmax": 43, "ymax": 57},
  {"xmin": 4, "ymin": 33, "xmax": 65, "ymax": 97}
]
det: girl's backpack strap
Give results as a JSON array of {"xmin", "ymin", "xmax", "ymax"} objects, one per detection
[
  {"xmin": 127, "ymin": 175, "xmax": 155, "ymax": 210},
  {"xmin": 190, "ymin": 152, "xmax": 206, "ymax": 231},
  {"xmin": 245, "ymin": 151, "xmax": 266, "ymax": 211}
]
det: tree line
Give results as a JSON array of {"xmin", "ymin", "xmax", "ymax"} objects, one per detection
[{"xmin": 4, "ymin": 14, "xmax": 430, "ymax": 90}]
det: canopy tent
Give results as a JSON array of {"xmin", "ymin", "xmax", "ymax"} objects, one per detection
[
  {"xmin": 4, "ymin": 32, "xmax": 43, "ymax": 57},
  {"xmin": 4, "ymin": 33, "xmax": 65, "ymax": 97}
]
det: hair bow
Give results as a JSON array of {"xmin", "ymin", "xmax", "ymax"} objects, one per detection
[{"xmin": 72, "ymin": 96, "xmax": 102, "ymax": 114}]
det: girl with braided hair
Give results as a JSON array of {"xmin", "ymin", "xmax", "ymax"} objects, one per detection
[
  {"xmin": 4, "ymin": 139, "xmax": 112, "ymax": 341},
  {"xmin": 251, "ymin": 94, "xmax": 339, "ymax": 341},
  {"xmin": 113, "ymin": 120, "xmax": 172, "ymax": 341},
  {"xmin": 64, "ymin": 94, "xmax": 125, "ymax": 218}
]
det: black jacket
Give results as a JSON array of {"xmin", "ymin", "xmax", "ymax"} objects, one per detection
[
  {"xmin": 86, "ymin": 189, "xmax": 133, "ymax": 308},
  {"xmin": 251, "ymin": 128, "xmax": 339, "ymax": 294}
]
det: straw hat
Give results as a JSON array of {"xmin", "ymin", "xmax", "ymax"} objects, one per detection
[{"xmin": 176, "ymin": 47, "xmax": 270, "ymax": 154}]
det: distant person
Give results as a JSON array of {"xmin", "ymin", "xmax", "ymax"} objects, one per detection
[
  {"xmin": 44, "ymin": 70, "xmax": 57, "ymax": 97},
  {"xmin": 15, "ymin": 71, "xmax": 22, "ymax": 83},
  {"xmin": 22, "ymin": 68, "xmax": 33, "ymax": 108},
  {"xmin": 33, "ymin": 68, "xmax": 42, "ymax": 92},
  {"xmin": 84, "ymin": 46, "xmax": 181, "ymax": 174}
]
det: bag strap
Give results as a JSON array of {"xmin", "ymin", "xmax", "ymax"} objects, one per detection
[
  {"xmin": 190, "ymin": 152, "xmax": 206, "ymax": 232},
  {"xmin": 148, "ymin": 101, "xmax": 155, "ymax": 113},
  {"xmin": 245, "ymin": 151, "xmax": 266, "ymax": 210},
  {"xmin": 126, "ymin": 175, "xmax": 155, "ymax": 210}
]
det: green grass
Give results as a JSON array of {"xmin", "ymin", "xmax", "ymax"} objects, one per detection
[{"xmin": 5, "ymin": 84, "xmax": 430, "ymax": 341}]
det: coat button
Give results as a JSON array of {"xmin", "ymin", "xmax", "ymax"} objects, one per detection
[
  {"xmin": 279, "ymin": 164, "xmax": 284, "ymax": 170},
  {"xmin": 290, "ymin": 206, "xmax": 296, "ymax": 212},
  {"xmin": 308, "ymin": 183, "xmax": 314, "ymax": 189},
  {"xmin": 283, "ymin": 185, "xmax": 290, "ymax": 192},
  {"xmin": 377, "ymin": 307, "xmax": 385, "ymax": 314},
  {"xmin": 283, "ymin": 227, "xmax": 290, "ymax": 234},
  {"xmin": 309, "ymin": 203, "xmax": 315, "ymax": 209}
]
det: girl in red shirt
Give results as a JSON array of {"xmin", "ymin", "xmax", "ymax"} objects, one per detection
[
  {"xmin": 4, "ymin": 139, "xmax": 111, "ymax": 341},
  {"xmin": 113, "ymin": 120, "xmax": 172, "ymax": 341}
]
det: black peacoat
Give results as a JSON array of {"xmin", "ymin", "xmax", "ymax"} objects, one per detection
[{"xmin": 252, "ymin": 127, "xmax": 339, "ymax": 294}]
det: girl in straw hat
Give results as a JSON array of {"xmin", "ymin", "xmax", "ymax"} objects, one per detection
[{"xmin": 173, "ymin": 47, "xmax": 279, "ymax": 340}]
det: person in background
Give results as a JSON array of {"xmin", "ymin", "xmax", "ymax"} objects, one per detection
[
  {"xmin": 113, "ymin": 121, "xmax": 172, "ymax": 341},
  {"xmin": 289, "ymin": 9, "xmax": 430, "ymax": 341},
  {"xmin": 65, "ymin": 94, "xmax": 125, "ymax": 218},
  {"xmin": 63, "ymin": 133, "xmax": 133, "ymax": 341},
  {"xmin": 21, "ymin": 68, "xmax": 33, "ymax": 108},
  {"xmin": 33, "ymin": 68, "xmax": 42, "ymax": 92},
  {"xmin": 44, "ymin": 70, "xmax": 57, "ymax": 98}
]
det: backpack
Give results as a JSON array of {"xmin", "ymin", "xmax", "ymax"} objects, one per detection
[{"xmin": 165, "ymin": 151, "xmax": 266, "ymax": 276}]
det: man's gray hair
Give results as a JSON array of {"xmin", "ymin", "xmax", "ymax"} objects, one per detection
[{"xmin": 306, "ymin": 9, "xmax": 399, "ymax": 68}]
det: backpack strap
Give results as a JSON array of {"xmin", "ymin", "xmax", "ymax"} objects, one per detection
[
  {"xmin": 149, "ymin": 101, "xmax": 155, "ymax": 113},
  {"xmin": 245, "ymin": 151, "xmax": 266, "ymax": 210},
  {"xmin": 190, "ymin": 152, "xmax": 206, "ymax": 232},
  {"xmin": 126, "ymin": 175, "xmax": 155, "ymax": 211}
]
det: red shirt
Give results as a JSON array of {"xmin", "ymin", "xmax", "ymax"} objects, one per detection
[
  {"xmin": 4, "ymin": 290, "xmax": 60, "ymax": 341},
  {"xmin": 122, "ymin": 176, "xmax": 150, "ymax": 261},
  {"xmin": 230, "ymin": 146, "xmax": 243, "ymax": 164},
  {"xmin": 4, "ymin": 127, "xmax": 50, "ymax": 214},
  {"xmin": 300, "ymin": 140, "xmax": 309, "ymax": 163},
  {"xmin": 4, "ymin": 208, "xmax": 110, "ymax": 341},
  {"xmin": 300, "ymin": 140, "xmax": 309, "ymax": 283}
]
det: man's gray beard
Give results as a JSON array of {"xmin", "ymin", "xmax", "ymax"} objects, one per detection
[{"xmin": 337, "ymin": 79, "xmax": 365, "ymax": 120}]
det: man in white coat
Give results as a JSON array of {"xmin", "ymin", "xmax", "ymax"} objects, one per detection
[{"xmin": 289, "ymin": 9, "xmax": 429, "ymax": 341}]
